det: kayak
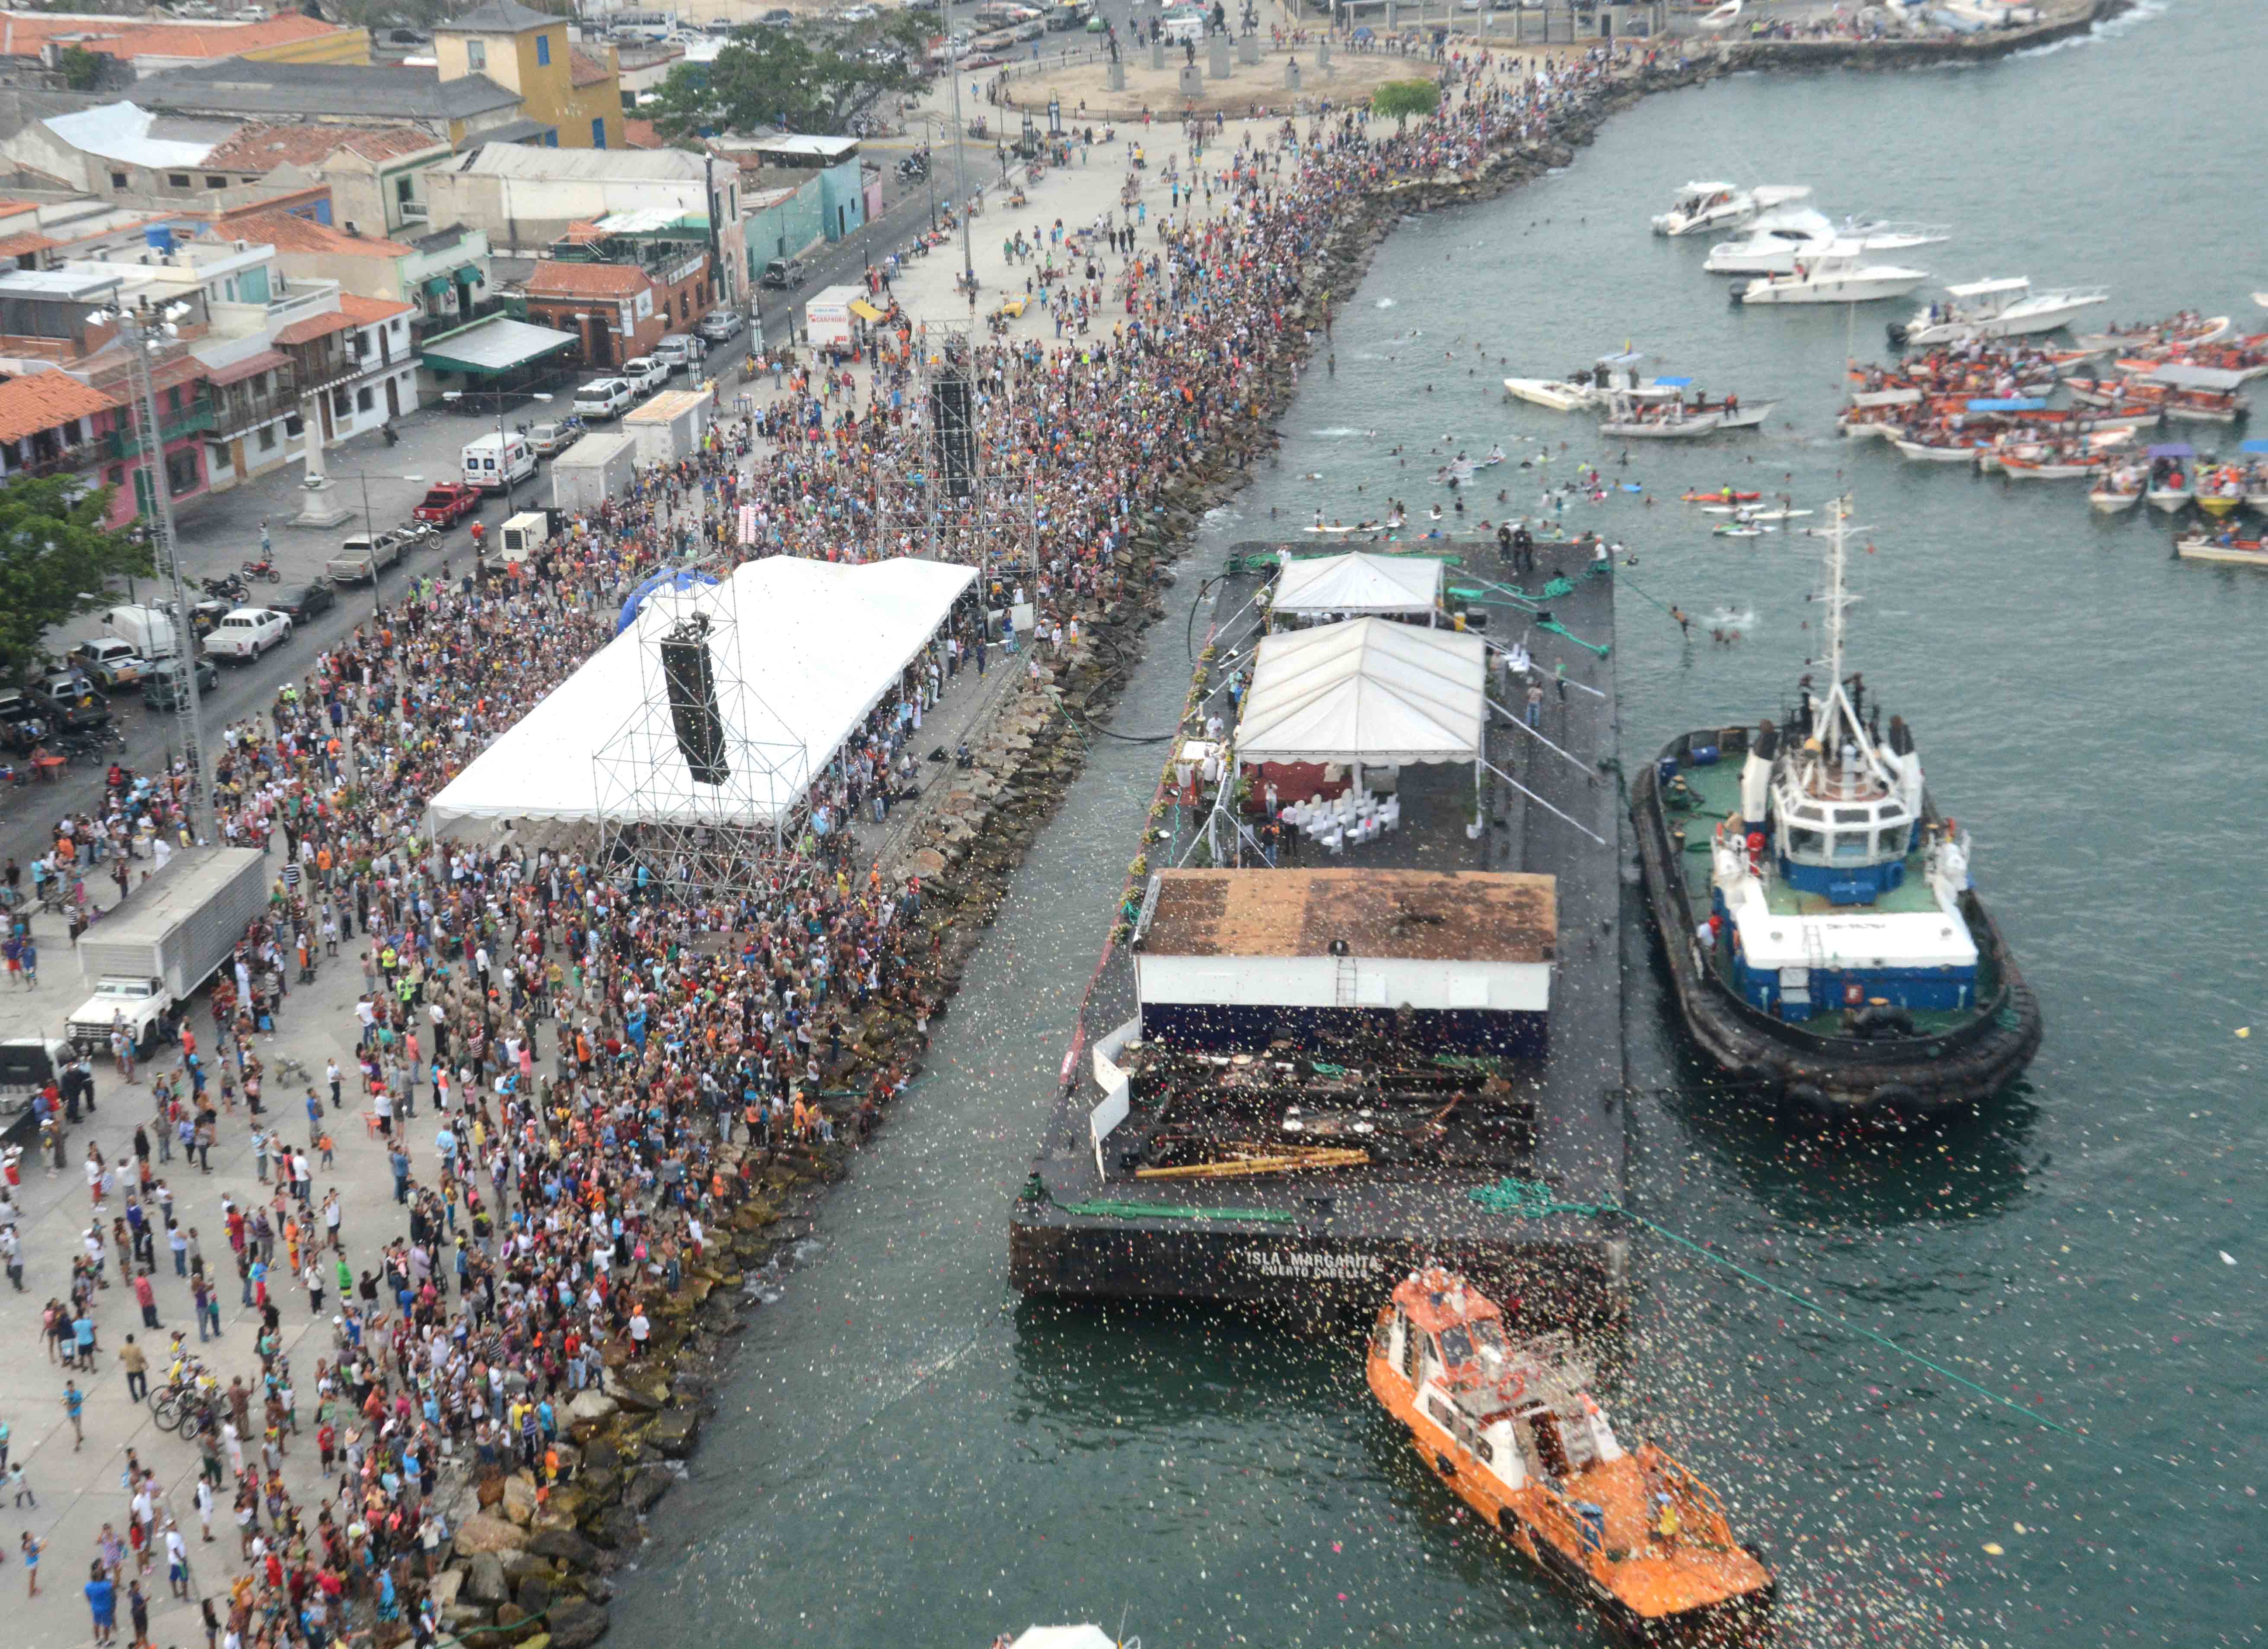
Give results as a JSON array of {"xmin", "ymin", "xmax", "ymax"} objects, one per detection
[{"xmin": 1682, "ymin": 489, "xmax": 1760, "ymax": 502}]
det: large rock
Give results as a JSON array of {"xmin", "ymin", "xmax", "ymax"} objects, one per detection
[
  {"xmin": 527, "ymin": 1529, "xmax": 601, "ymax": 1571},
  {"xmin": 589, "ymin": 1506, "xmax": 643, "ymax": 1552},
  {"xmin": 645, "ymin": 1410, "xmax": 701, "ymax": 1459},
  {"xmin": 545, "ymin": 1598, "xmax": 611, "ymax": 1649},
  {"xmin": 623, "ymin": 1464, "xmax": 675, "ymax": 1514},
  {"xmin": 501, "ymin": 1474, "xmax": 541, "ymax": 1527},
  {"xmin": 566, "ymin": 1390, "xmax": 618, "ymax": 1426},
  {"xmin": 427, "ymin": 1569, "xmax": 464, "ymax": 1611},
  {"xmin": 467, "ymin": 1552, "xmax": 509, "ymax": 1604},
  {"xmin": 516, "ymin": 1575, "xmax": 554, "ymax": 1617},
  {"xmin": 457, "ymin": 1512, "xmax": 530, "ymax": 1554},
  {"xmin": 602, "ymin": 1369, "xmax": 668, "ymax": 1413}
]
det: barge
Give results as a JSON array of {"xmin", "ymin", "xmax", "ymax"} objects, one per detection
[{"xmin": 1011, "ymin": 537, "xmax": 1630, "ymax": 1320}]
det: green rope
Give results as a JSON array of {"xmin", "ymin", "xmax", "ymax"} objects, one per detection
[
  {"xmin": 1537, "ymin": 619, "xmax": 1611, "ymax": 658},
  {"xmin": 1053, "ymin": 1199, "xmax": 1298, "ymax": 1223},
  {"xmin": 1466, "ymin": 1178, "xmax": 2079, "ymax": 1439}
]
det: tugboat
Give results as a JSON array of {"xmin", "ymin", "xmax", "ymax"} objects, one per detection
[
  {"xmin": 1631, "ymin": 497, "xmax": 2042, "ymax": 1116},
  {"xmin": 1368, "ymin": 1268, "xmax": 1774, "ymax": 1644}
]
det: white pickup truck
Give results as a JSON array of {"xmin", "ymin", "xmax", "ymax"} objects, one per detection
[{"xmin": 67, "ymin": 848, "xmax": 269, "ymax": 1058}]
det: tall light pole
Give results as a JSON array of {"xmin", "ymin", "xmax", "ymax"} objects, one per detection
[
  {"xmin": 330, "ymin": 471, "xmax": 426, "ymax": 618},
  {"xmin": 948, "ymin": 53, "xmax": 976, "ymax": 311},
  {"xmin": 98, "ymin": 299, "xmax": 210, "ymax": 844}
]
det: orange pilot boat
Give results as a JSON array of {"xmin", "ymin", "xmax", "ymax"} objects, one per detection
[{"xmin": 1367, "ymin": 1269, "xmax": 1774, "ymax": 1645}]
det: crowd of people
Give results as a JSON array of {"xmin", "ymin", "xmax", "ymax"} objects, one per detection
[{"xmin": 2, "ymin": 46, "xmax": 1637, "ymax": 1649}]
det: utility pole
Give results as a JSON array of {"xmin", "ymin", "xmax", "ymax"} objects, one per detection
[
  {"xmin": 108, "ymin": 301, "xmax": 211, "ymax": 844},
  {"xmin": 948, "ymin": 54, "xmax": 976, "ymax": 312}
]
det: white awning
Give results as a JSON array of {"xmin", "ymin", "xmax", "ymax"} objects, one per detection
[
  {"xmin": 420, "ymin": 316, "xmax": 577, "ymax": 376},
  {"xmin": 1272, "ymin": 550, "xmax": 1443, "ymax": 618},
  {"xmin": 425, "ymin": 556, "xmax": 974, "ymax": 838},
  {"xmin": 1235, "ymin": 617, "xmax": 1486, "ymax": 767}
]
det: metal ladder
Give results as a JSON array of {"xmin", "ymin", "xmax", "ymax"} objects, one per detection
[{"xmin": 1335, "ymin": 952, "xmax": 1357, "ymax": 1008}]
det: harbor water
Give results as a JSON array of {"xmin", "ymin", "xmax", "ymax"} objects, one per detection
[{"xmin": 613, "ymin": 4, "xmax": 2265, "ymax": 1643}]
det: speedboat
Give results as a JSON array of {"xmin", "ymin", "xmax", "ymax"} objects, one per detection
[
  {"xmin": 1733, "ymin": 246, "xmax": 1930, "ymax": 306},
  {"xmin": 1652, "ymin": 180, "xmax": 1809, "ymax": 238},
  {"xmin": 1502, "ymin": 377, "xmax": 1597, "ymax": 412},
  {"xmin": 1888, "ymin": 277, "xmax": 2110, "ymax": 347},
  {"xmin": 2175, "ymin": 531, "xmax": 2268, "ymax": 567},
  {"xmin": 2145, "ymin": 442, "xmax": 2195, "ymax": 512},
  {"xmin": 1368, "ymin": 1269, "xmax": 1774, "ymax": 1643},
  {"xmin": 1504, "ymin": 350, "xmax": 1686, "ymax": 412},
  {"xmin": 1704, "ymin": 210, "xmax": 1950, "ymax": 276}
]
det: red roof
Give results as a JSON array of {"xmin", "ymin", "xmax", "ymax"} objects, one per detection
[
  {"xmin": 622, "ymin": 118, "xmax": 663, "ymax": 150},
  {"xmin": 235, "ymin": 210, "xmax": 417, "ymax": 260},
  {"xmin": 522, "ymin": 260, "xmax": 647, "ymax": 298},
  {"xmin": 0, "ymin": 230, "xmax": 58, "ymax": 258},
  {"xmin": 273, "ymin": 310, "xmax": 357, "ymax": 347},
  {"xmin": 0, "ymin": 13, "xmax": 350, "ymax": 61},
  {"xmin": 201, "ymin": 123, "xmax": 443, "ymax": 175},
  {"xmin": 203, "ymin": 349, "xmax": 289, "ymax": 388},
  {"xmin": 569, "ymin": 46, "xmax": 615, "ymax": 88},
  {"xmin": 0, "ymin": 371, "xmax": 122, "ymax": 445},
  {"xmin": 336, "ymin": 292, "xmax": 414, "ymax": 324}
]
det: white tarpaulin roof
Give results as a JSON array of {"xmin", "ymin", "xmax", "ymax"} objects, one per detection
[
  {"xmin": 1235, "ymin": 617, "xmax": 1486, "ymax": 766},
  {"xmin": 1272, "ymin": 551, "xmax": 1443, "ymax": 617},
  {"xmin": 425, "ymin": 556, "xmax": 973, "ymax": 837}
]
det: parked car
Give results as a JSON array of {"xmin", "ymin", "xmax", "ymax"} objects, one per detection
[
  {"xmin": 761, "ymin": 257, "xmax": 808, "ymax": 290},
  {"xmin": 326, "ymin": 530, "xmax": 411, "ymax": 585},
  {"xmin": 695, "ymin": 309, "xmax": 742, "ymax": 345},
  {"xmin": 66, "ymin": 638, "xmax": 147, "ymax": 690},
  {"xmin": 140, "ymin": 654, "xmax": 218, "ymax": 710},
  {"xmin": 574, "ymin": 379, "xmax": 634, "ymax": 421},
  {"xmin": 271, "ymin": 580, "xmax": 337, "ymax": 623},
  {"xmin": 0, "ymin": 688, "xmax": 43, "ymax": 751},
  {"xmin": 412, "ymin": 482, "xmax": 484, "ymax": 527},
  {"xmin": 761, "ymin": 7, "xmax": 795, "ymax": 22},
  {"xmin": 623, "ymin": 357, "xmax": 669, "ymax": 395},
  {"xmin": 205, "ymin": 607, "xmax": 291, "ymax": 662},
  {"xmin": 528, "ymin": 418, "xmax": 585, "ymax": 458},
  {"xmin": 32, "ymin": 669, "xmax": 110, "ymax": 728}
]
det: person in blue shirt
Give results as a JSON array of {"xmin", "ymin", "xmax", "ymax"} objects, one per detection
[{"xmin": 84, "ymin": 1563, "xmax": 116, "ymax": 1645}]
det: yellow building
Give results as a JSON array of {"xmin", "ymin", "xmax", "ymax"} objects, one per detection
[{"xmin": 433, "ymin": 0, "xmax": 622, "ymax": 152}]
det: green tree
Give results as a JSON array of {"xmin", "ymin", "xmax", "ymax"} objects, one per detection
[
  {"xmin": 56, "ymin": 45, "xmax": 103, "ymax": 91},
  {"xmin": 0, "ymin": 475, "xmax": 150, "ymax": 681},
  {"xmin": 1371, "ymin": 79, "xmax": 1441, "ymax": 130},
  {"xmin": 648, "ymin": 18, "xmax": 928, "ymax": 139}
]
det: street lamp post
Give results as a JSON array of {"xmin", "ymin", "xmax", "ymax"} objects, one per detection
[{"xmin": 328, "ymin": 471, "xmax": 425, "ymax": 618}]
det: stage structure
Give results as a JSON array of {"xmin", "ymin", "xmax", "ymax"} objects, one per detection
[
  {"xmin": 898, "ymin": 323, "xmax": 1038, "ymax": 584},
  {"xmin": 589, "ymin": 574, "xmax": 810, "ymax": 905}
]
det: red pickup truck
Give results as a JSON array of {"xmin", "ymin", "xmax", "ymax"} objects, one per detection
[{"xmin": 413, "ymin": 483, "xmax": 483, "ymax": 527}]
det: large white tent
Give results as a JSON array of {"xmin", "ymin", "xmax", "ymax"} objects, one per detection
[
  {"xmin": 1271, "ymin": 551, "xmax": 1444, "ymax": 620},
  {"xmin": 1234, "ymin": 616, "xmax": 1487, "ymax": 766},
  {"xmin": 424, "ymin": 556, "xmax": 975, "ymax": 840}
]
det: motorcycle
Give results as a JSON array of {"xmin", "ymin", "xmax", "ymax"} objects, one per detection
[
  {"xmin": 201, "ymin": 574, "xmax": 248, "ymax": 602},
  {"xmin": 241, "ymin": 557, "xmax": 281, "ymax": 582}
]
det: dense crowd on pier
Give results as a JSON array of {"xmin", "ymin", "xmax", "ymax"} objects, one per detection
[{"xmin": 4, "ymin": 45, "xmax": 1628, "ymax": 1649}]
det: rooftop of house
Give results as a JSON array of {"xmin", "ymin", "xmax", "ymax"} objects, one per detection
[
  {"xmin": 0, "ymin": 11, "xmax": 354, "ymax": 64},
  {"xmin": 621, "ymin": 118, "xmax": 663, "ymax": 150},
  {"xmin": 230, "ymin": 210, "xmax": 419, "ymax": 259},
  {"xmin": 134, "ymin": 59, "xmax": 521, "ymax": 122},
  {"xmin": 336, "ymin": 291, "xmax": 414, "ymax": 323},
  {"xmin": 568, "ymin": 46, "xmax": 614, "ymax": 88},
  {"xmin": 41, "ymin": 102, "xmax": 242, "ymax": 169},
  {"xmin": 434, "ymin": 0, "xmax": 560, "ymax": 35},
  {"xmin": 520, "ymin": 258, "xmax": 648, "ymax": 298},
  {"xmin": 201, "ymin": 122, "xmax": 445, "ymax": 174},
  {"xmin": 0, "ymin": 366, "xmax": 123, "ymax": 444},
  {"xmin": 448, "ymin": 143, "xmax": 707, "ymax": 181}
]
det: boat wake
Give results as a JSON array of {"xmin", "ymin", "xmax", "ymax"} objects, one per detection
[
  {"xmin": 1704, "ymin": 605, "xmax": 1758, "ymax": 633},
  {"xmin": 1375, "ymin": 297, "xmax": 1397, "ymax": 308},
  {"xmin": 2015, "ymin": 0, "xmax": 2174, "ymax": 56}
]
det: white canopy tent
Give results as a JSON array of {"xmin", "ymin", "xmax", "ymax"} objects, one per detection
[
  {"xmin": 424, "ymin": 556, "xmax": 975, "ymax": 840},
  {"xmin": 1234, "ymin": 616, "xmax": 1487, "ymax": 766},
  {"xmin": 1270, "ymin": 550, "xmax": 1444, "ymax": 621}
]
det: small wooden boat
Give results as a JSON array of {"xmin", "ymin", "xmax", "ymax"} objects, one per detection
[
  {"xmin": 2146, "ymin": 443, "xmax": 2196, "ymax": 512},
  {"xmin": 2088, "ymin": 467, "xmax": 2144, "ymax": 512},
  {"xmin": 1369, "ymin": 1270, "xmax": 1774, "ymax": 1644},
  {"xmin": 2073, "ymin": 312, "xmax": 2231, "ymax": 356},
  {"xmin": 1891, "ymin": 436, "xmax": 1988, "ymax": 463},
  {"xmin": 2000, "ymin": 452, "xmax": 2105, "ymax": 481},
  {"xmin": 2174, "ymin": 532, "xmax": 2268, "ymax": 567}
]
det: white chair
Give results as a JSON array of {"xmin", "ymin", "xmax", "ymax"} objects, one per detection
[
  {"xmin": 1379, "ymin": 797, "xmax": 1402, "ymax": 832},
  {"xmin": 1319, "ymin": 828, "xmax": 1345, "ymax": 854},
  {"xmin": 1353, "ymin": 817, "xmax": 1381, "ymax": 847}
]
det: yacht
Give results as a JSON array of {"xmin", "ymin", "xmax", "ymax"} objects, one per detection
[
  {"xmin": 1732, "ymin": 245, "xmax": 1931, "ymax": 306},
  {"xmin": 1887, "ymin": 277, "xmax": 2111, "ymax": 347},
  {"xmin": 1651, "ymin": 180, "xmax": 1810, "ymax": 238},
  {"xmin": 1704, "ymin": 209, "xmax": 1951, "ymax": 275},
  {"xmin": 1503, "ymin": 349, "xmax": 1687, "ymax": 411}
]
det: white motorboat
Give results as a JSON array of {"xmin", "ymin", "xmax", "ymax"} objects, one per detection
[
  {"xmin": 2087, "ymin": 474, "xmax": 2144, "ymax": 512},
  {"xmin": 1599, "ymin": 395, "xmax": 1723, "ymax": 438},
  {"xmin": 2145, "ymin": 442, "xmax": 2195, "ymax": 512},
  {"xmin": 1890, "ymin": 437, "xmax": 1987, "ymax": 463},
  {"xmin": 1502, "ymin": 377, "xmax": 1596, "ymax": 411},
  {"xmin": 2255, "ymin": 293, "xmax": 2268, "ymax": 309},
  {"xmin": 1695, "ymin": 0, "xmax": 1744, "ymax": 27},
  {"xmin": 1734, "ymin": 245, "xmax": 1931, "ymax": 306},
  {"xmin": 2071, "ymin": 314, "xmax": 2231, "ymax": 355},
  {"xmin": 1704, "ymin": 210, "xmax": 1950, "ymax": 275},
  {"xmin": 1652, "ymin": 180, "xmax": 1810, "ymax": 238},
  {"xmin": 1888, "ymin": 277, "xmax": 2111, "ymax": 347}
]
